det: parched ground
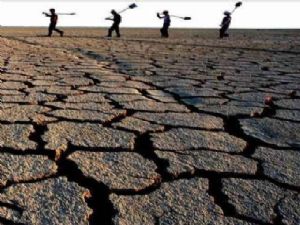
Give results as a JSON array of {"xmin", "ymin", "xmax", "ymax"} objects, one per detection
[{"xmin": 0, "ymin": 28, "xmax": 299, "ymax": 225}]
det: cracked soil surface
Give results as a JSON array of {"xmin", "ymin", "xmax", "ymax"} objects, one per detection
[{"xmin": 0, "ymin": 28, "xmax": 299, "ymax": 225}]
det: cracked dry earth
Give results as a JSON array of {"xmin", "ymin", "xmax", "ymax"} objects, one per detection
[{"xmin": 0, "ymin": 28, "xmax": 299, "ymax": 225}]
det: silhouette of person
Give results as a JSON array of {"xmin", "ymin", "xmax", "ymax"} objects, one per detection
[
  {"xmin": 43, "ymin": 9, "xmax": 64, "ymax": 37},
  {"xmin": 220, "ymin": 11, "xmax": 231, "ymax": 39},
  {"xmin": 106, "ymin": 10, "xmax": 122, "ymax": 37},
  {"xmin": 157, "ymin": 10, "xmax": 171, "ymax": 38}
]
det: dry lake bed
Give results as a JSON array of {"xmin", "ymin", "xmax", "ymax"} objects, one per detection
[{"xmin": 0, "ymin": 28, "xmax": 299, "ymax": 225}]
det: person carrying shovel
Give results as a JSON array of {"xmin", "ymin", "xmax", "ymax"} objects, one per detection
[
  {"xmin": 156, "ymin": 11, "xmax": 190, "ymax": 38},
  {"xmin": 219, "ymin": 2, "xmax": 243, "ymax": 39},
  {"xmin": 157, "ymin": 10, "xmax": 171, "ymax": 38},
  {"xmin": 104, "ymin": 4, "xmax": 137, "ymax": 38},
  {"xmin": 106, "ymin": 10, "xmax": 122, "ymax": 37},
  {"xmin": 219, "ymin": 11, "xmax": 231, "ymax": 38},
  {"xmin": 43, "ymin": 8, "xmax": 64, "ymax": 37}
]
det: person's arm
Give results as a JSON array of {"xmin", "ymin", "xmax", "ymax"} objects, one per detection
[
  {"xmin": 105, "ymin": 17, "xmax": 113, "ymax": 21},
  {"xmin": 42, "ymin": 12, "xmax": 51, "ymax": 17},
  {"xmin": 157, "ymin": 13, "xmax": 163, "ymax": 19}
]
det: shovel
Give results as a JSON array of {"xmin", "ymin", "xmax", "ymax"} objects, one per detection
[
  {"xmin": 170, "ymin": 15, "xmax": 192, "ymax": 20},
  {"xmin": 231, "ymin": 2, "xmax": 243, "ymax": 14},
  {"xmin": 118, "ymin": 3, "xmax": 138, "ymax": 14},
  {"xmin": 42, "ymin": 12, "xmax": 76, "ymax": 16},
  {"xmin": 105, "ymin": 3, "xmax": 138, "ymax": 20}
]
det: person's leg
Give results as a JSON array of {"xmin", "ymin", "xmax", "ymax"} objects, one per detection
[
  {"xmin": 219, "ymin": 29, "xmax": 223, "ymax": 38},
  {"xmin": 220, "ymin": 25, "xmax": 229, "ymax": 38},
  {"xmin": 165, "ymin": 25, "xmax": 169, "ymax": 38},
  {"xmin": 54, "ymin": 28, "xmax": 64, "ymax": 37},
  {"xmin": 219, "ymin": 27, "xmax": 225, "ymax": 38},
  {"xmin": 224, "ymin": 26, "xmax": 229, "ymax": 37},
  {"xmin": 161, "ymin": 24, "xmax": 168, "ymax": 38},
  {"xmin": 161, "ymin": 26, "xmax": 167, "ymax": 37},
  {"xmin": 160, "ymin": 28, "xmax": 164, "ymax": 37},
  {"xmin": 49, "ymin": 23, "xmax": 63, "ymax": 37},
  {"xmin": 107, "ymin": 28, "xmax": 112, "ymax": 37},
  {"xmin": 115, "ymin": 24, "xmax": 121, "ymax": 37},
  {"xmin": 108, "ymin": 24, "xmax": 115, "ymax": 37},
  {"xmin": 48, "ymin": 24, "xmax": 54, "ymax": 37}
]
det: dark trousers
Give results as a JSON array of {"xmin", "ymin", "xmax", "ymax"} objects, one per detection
[
  {"xmin": 48, "ymin": 23, "xmax": 63, "ymax": 37},
  {"xmin": 108, "ymin": 23, "xmax": 121, "ymax": 37},
  {"xmin": 160, "ymin": 24, "xmax": 170, "ymax": 38},
  {"xmin": 219, "ymin": 25, "xmax": 229, "ymax": 38}
]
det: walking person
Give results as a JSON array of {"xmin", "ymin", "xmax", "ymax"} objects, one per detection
[
  {"xmin": 219, "ymin": 11, "xmax": 232, "ymax": 39},
  {"xmin": 43, "ymin": 9, "xmax": 64, "ymax": 37},
  {"xmin": 106, "ymin": 10, "xmax": 122, "ymax": 38},
  {"xmin": 157, "ymin": 10, "xmax": 171, "ymax": 38}
]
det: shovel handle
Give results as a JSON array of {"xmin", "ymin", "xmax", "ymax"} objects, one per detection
[
  {"xmin": 57, "ymin": 13, "xmax": 76, "ymax": 15},
  {"xmin": 231, "ymin": 7, "xmax": 237, "ymax": 14},
  {"xmin": 118, "ymin": 8, "xmax": 129, "ymax": 14},
  {"xmin": 170, "ymin": 15, "xmax": 184, "ymax": 19}
]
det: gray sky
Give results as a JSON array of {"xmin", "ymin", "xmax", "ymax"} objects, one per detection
[{"xmin": 0, "ymin": 1, "xmax": 299, "ymax": 28}]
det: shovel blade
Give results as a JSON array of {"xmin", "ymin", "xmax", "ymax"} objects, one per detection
[
  {"xmin": 235, "ymin": 1, "xmax": 243, "ymax": 7},
  {"xmin": 184, "ymin": 17, "xmax": 192, "ymax": 20},
  {"xmin": 129, "ymin": 3, "xmax": 138, "ymax": 9}
]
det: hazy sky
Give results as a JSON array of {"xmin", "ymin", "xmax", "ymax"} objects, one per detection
[{"xmin": 0, "ymin": 1, "xmax": 299, "ymax": 28}]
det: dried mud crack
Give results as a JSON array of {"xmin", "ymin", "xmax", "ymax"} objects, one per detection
[{"xmin": 56, "ymin": 159, "xmax": 115, "ymax": 225}]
